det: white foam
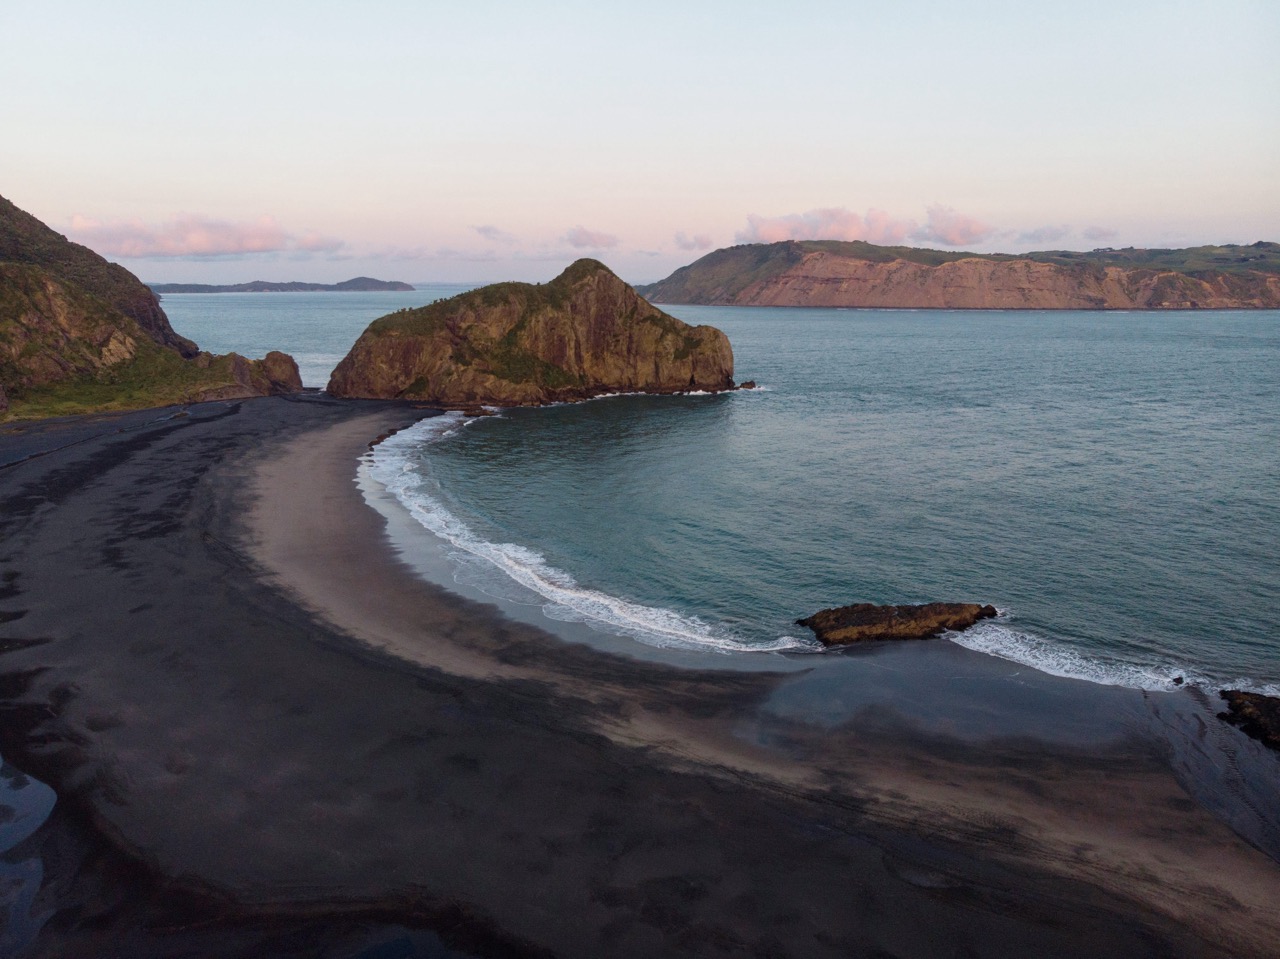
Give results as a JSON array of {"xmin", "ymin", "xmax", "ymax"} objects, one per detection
[
  {"xmin": 368, "ymin": 418, "xmax": 1279, "ymax": 688},
  {"xmin": 948, "ymin": 616, "xmax": 1280, "ymax": 696},
  {"xmin": 366, "ymin": 416, "xmax": 817, "ymax": 655}
]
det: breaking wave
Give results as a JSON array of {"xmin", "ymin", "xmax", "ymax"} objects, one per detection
[
  {"xmin": 366, "ymin": 414, "xmax": 817, "ymax": 655},
  {"xmin": 948, "ymin": 615, "xmax": 1280, "ymax": 697}
]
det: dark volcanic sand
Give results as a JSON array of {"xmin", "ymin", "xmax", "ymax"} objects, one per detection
[{"xmin": 1, "ymin": 395, "xmax": 1279, "ymax": 958}]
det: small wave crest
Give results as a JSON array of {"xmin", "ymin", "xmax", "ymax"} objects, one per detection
[
  {"xmin": 949, "ymin": 617, "xmax": 1280, "ymax": 696},
  {"xmin": 367, "ymin": 415, "xmax": 816, "ymax": 655}
]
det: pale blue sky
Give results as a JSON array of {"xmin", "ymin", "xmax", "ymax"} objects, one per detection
[{"xmin": 2, "ymin": 0, "xmax": 1276, "ymax": 282}]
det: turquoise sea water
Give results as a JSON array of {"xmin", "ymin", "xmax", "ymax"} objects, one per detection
[
  {"xmin": 166, "ymin": 292, "xmax": 1280, "ymax": 692},
  {"xmin": 368, "ymin": 306, "xmax": 1280, "ymax": 694},
  {"xmin": 161, "ymin": 285, "xmax": 476, "ymax": 387}
]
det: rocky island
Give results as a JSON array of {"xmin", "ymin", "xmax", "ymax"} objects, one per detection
[
  {"xmin": 150, "ymin": 277, "xmax": 414, "ymax": 293},
  {"xmin": 0, "ymin": 195, "xmax": 301, "ymax": 420},
  {"xmin": 798, "ymin": 601, "xmax": 999, "ymax": 645},
  {"xmin": 1219, "ymin": 689, "xmax": 1280, "ymax": 751},
  {"xmin": 639, "ymin": 240, "xmax": 1280, "ymax": 310},
  {"xmin": 328, "ymin": 258, "xmax": 735, "ymax": 406}
]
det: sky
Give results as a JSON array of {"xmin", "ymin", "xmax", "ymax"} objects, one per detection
[{"xmin": 2, "ymin": 0, "xmax": 1277, "ymax": 285}]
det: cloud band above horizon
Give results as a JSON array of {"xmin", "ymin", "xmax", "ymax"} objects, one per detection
[{"xmin": 68, "ymin": 213, "xmax": 344, "ymax": 259}]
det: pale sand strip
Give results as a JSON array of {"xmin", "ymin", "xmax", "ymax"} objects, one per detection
[{"xmin": 248, "ymin": 410, "xmax": 1280, "ymax": 957}]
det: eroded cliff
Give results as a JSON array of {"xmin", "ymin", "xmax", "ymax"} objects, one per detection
[
  {"xmin": 640, "ymin": 241, "xmax": 1280, "ymax": 310},
  {"xmin": 0, "ymin": 195, "xmax": 302, "ymax": 419},
  {"xmin": 328, "ymin": 259, "xmax": 734, "ymax": 406}
]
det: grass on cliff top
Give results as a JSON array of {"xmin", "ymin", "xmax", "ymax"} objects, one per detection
[
  {"xmin": 356, "ymin": 258, "xmax": 717, "ymax": 390},
  {"xmin": 1022, "ymin": 242, "xmax": 1280, "ymax": 275},
  {"xmin": 0, "ymin": 195, "xmax": 161, "ymax": 317},
  {"xmin": 3, "ymin": 343, "xmax": 258, "ymax": 421},
  {"xmin": 365, "ymin": 259, "xmax": 621, "ymax": 339},
  {"xmin": 637, "ymin": 240, "xmax": 1280, "ymax": 302}
]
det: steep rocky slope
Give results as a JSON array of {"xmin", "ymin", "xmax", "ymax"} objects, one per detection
[
  {"xmin": 0, "ymin": 195, "xmax": 197, "ymax": 354},
  {"xmin": 640, "ymin": 240, "xmax": 1280, "ymax": 309},
  {"xmin": 329, "ymin": 259, "xmax": 734, "ymax": 406},
  {"xmin": 0, "ymin": 194, "xmax": 301, "ymax": 419}
]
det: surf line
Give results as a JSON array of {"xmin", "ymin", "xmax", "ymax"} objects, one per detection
[{"xmin": 366, "ymin": 413, "xmax": 816, "ymax": 655}]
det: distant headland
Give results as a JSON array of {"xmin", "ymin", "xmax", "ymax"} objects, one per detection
[
  {"xmin": 149, "ymin": 276, "xmax": 414, "ymax": 294},
  {"xmin": 638, "ymin": 240, "xmax": 1280, "ymax": 310}
]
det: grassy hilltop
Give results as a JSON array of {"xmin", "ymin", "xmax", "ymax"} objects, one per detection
[
  {"xmin": 638, "ymin": 240, "xmax": 1280, "ymax": 309},
  {"xmin": 0, "ymin": 195, "xmax": 300, "ymax": 420}
]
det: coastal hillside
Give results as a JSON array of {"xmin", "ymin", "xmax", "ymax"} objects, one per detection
[
  {"xmin": 638, "ymin": 240, "xmax": 1280, "ymax": 309},
  {"xmin": 150, "ymin": 277, "xmax": 414, "ymax": 293},
  {"xmin": 329, "ymin": 259, "xmax": 734, "ymax": 406},
  {"xmin": 0, "ymin": 195, "xmax": 302, "ymax": 419}
]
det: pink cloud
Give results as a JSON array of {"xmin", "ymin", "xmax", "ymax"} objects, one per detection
[
  {"xmin": 68, "ymin": 213, "xmax": 344, "ymax": 258},
  {"xmin": 564, "ymin": 226, "xmax": 619, "ymax": 249},
  {"xmin": 735, "ymin": 207, "xmax": 914, "ymax": 245},
  {"xmin": 911, "ymin": 205, "xmax": 996, "ymax": 247},
  {"xmin": 1083, "ymin": 225, "xmax": 1119, "ymax": 242},
  {"xmin": 294, "ymin": 229, "xmax": 345, "ymax": 253},
  {"xmin": 674, "ymin": 231, "xmax": 713, "ymax": 251}
]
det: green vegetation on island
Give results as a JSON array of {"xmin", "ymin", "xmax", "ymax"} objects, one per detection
[
  {"xmin": 150, "ymin": 277, "xmax": 414, "ymax": 294},
  {"xmin": 638, "ymin": 240, "xmax": 1280, "ymax": 309},
  {"xmin": 0, "ymin": 194, "xmax": 301, "ymax": 421},
  {"xmin": 328, "ymin": 258, "xmax": 734, "ymax": 406}
]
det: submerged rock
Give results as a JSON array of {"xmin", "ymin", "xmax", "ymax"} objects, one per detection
[
  {"xmin": 797, "ymin": 602, "xmax": 998, "ymax": 646},
  {"xmin": 327, "ymin": 259, "xmax": 734, "ymax": 407},
  {"xmin": 1219, "ymin": 690, "xmax": 1280, "ymax": 751}
]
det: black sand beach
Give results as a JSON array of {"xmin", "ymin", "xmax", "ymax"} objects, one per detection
[{"xmin": 2, "ymin": 394, "xmax": 1279, "ymax": 957}]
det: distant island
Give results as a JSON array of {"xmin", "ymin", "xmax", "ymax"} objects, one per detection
[
  {"xmin": 637, "ymin": 240, "xmax": 1280, "ymax": 310},
  {"xmin": 150, "ymin": 276, "xmax": 414, "ymax": 294}
]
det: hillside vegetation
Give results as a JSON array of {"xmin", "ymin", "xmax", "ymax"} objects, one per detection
[
  {"xmin": 329, "ymin": 259, "xmax": 733, "ymax": 406},
  {"xmin": 0, "ymin": 194, "xmax": 300, "ymax": 420},
  {"xmin": 638, "ymin": 240, "xmax": 1280, "ymax": 309}
]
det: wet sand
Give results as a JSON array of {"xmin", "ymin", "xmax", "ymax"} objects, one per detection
[{"xmin": 1, "ymin": 394, "xmax": 1279, "ymax": 958}]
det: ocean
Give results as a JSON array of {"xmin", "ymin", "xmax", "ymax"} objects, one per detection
[
  {"xmin": 158, "ymin": 286, "xmax": 476, "ymax": 387},
  {"xmin": 166, "ymin": 295, "xmax": 1280, "ymax": 695}
]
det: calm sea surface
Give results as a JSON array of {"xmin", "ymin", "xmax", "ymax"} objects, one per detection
[
  {"xmin": 161, "ymin": 286, "xmax": 476, "ymax": 387},
  {"xmin": 168, "ymin": 293, "xmax": 1280, "ymax": 692}
]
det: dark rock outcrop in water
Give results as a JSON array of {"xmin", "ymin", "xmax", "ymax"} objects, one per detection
[
  {"xmin": 638, "ymin": 240, "xmax": 1280, "ymax": 310},
  {"xmin": 150, "ymin": 277, "xmax": 414, "ymax": 293},
  {"xmin": 0, "ymin": 194, "xmax": 302, "ymax": 419},
  {"xmin": 797, "ymin": 602, "xmax": 999, "ymax": 646},
  {"xmin": 328, "ymin": 259, "xmax": 734, "ymax": 406},
  {"xmin": 1219, "ymin": 690, "xmax": 1280, "ymax": 750}
]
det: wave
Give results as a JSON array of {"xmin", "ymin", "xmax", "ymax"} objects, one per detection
[
  {"xmin": 948, "ymin": 615, "xmax": 1280, "ymax": 697},
  {"xmin": 367, "ymin": 415, "xmax": 1277, "ymax": 690},
  {"xmin": 366, "ymin": 414, "xmax": 818, "ymax": 655}
]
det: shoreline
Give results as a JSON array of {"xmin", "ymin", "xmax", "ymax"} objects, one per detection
[
  {"xmin": 362, "ymin": 408, "xmax": 1280, "ymax": 698},
  {"xmin": 1, "ymin": 396, "xmax": 1279, "ymax": 956},
  {"xmin": 251, "ymin": 402, "xmax": 1280, "ymax": 948}
]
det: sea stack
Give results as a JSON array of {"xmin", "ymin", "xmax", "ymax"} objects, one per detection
[
  {"xmin": 797, "ymin": 602, "xmax": 999, "ymax": 646},
  {"xmin": 327, "ymin": 259, "xmax": 735, "ymax": 406}
]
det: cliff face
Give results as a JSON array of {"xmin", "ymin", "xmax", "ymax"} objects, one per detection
[
  {"xmin": 328, "ymin": 260, "xmax": 734, "ymax": 406},
  {"xmin": 640, "ymin": 241, "xmax": 1280, "ymax": 310},
  {"xmin": 0, "ymin": 195, "xmax": 302, "ymax": 419},
  {"xmin": 0, "ymin": 195, "xmax": 197, "ymax": 355}
]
